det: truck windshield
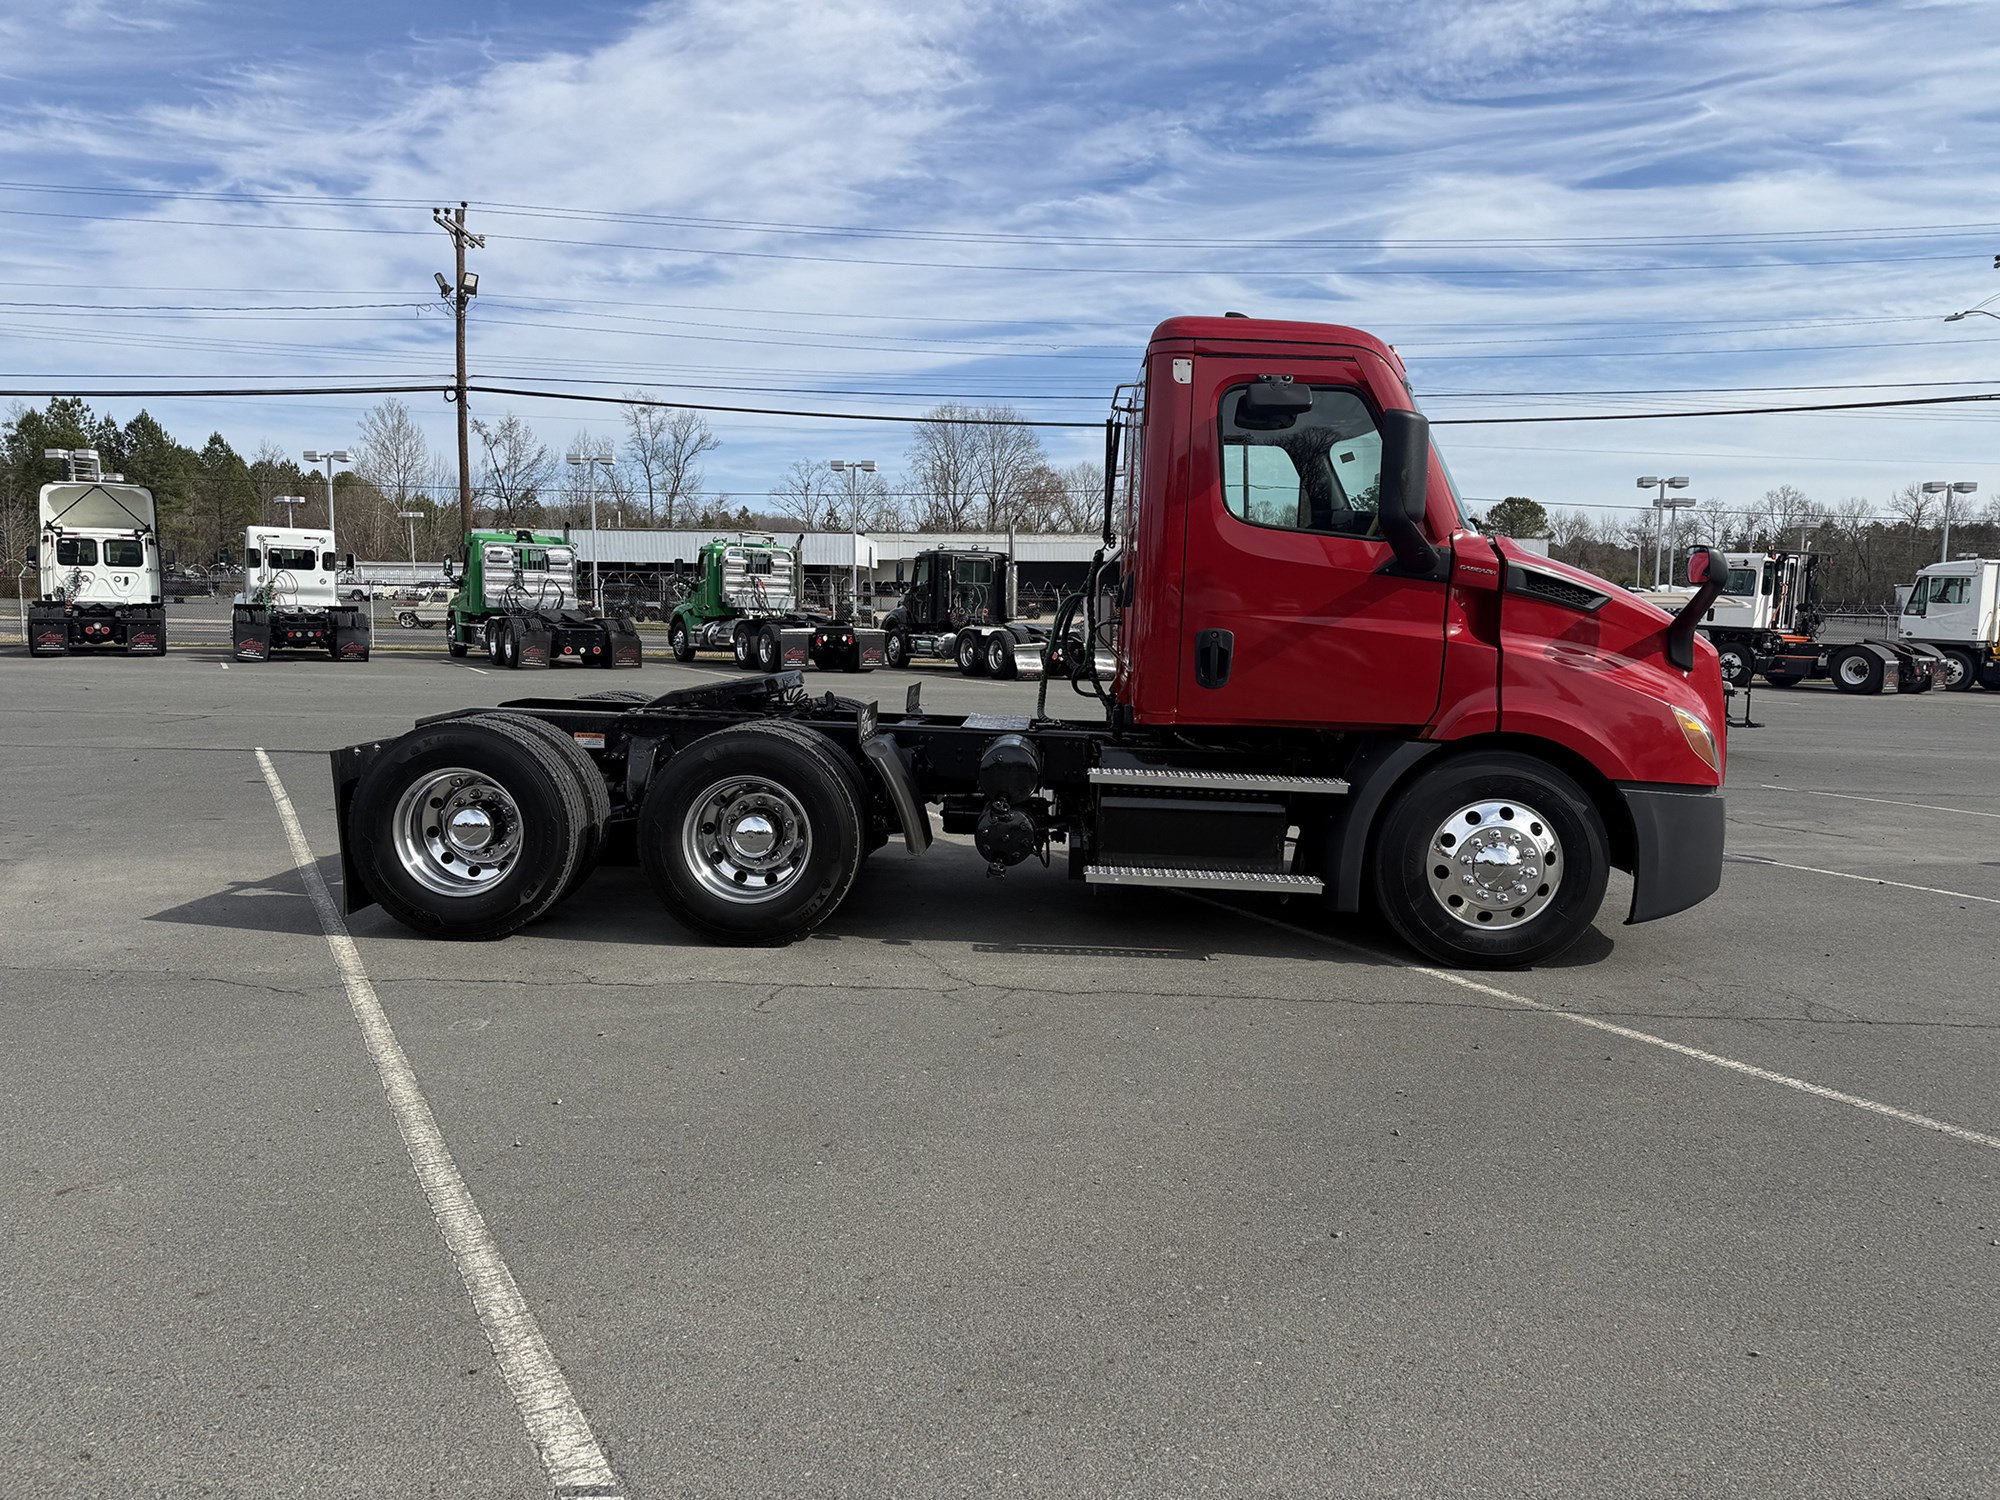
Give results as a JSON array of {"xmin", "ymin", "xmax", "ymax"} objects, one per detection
[
  {"xmin": 55, "ymin": 538, "xmax": 99, "ymax": 566},
  {"xmin": 103, "ymin": 539, "xmax": 144, "ymax": 568},
  {"xmin": 1723, "ymin": 568, "xmax": 1757, "ymax": 597},
  {"xmin": 268, "ymin": 547, "xmax": 317, "ymax": 569}
]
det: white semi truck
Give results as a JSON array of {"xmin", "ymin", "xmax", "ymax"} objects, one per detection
[
  {"xmin": 1898, "ymin": 557, "xmax": 2000, "ymax": 691},
  {"xmin": 27, "ymin": 450, "xmax": 166, "ymax": 657},
  {"xmin": 232, "ymin": 525, "xmax": 371, "ymax": 662}
]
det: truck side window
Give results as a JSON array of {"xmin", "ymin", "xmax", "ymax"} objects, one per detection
[
  {"xmin": 1927, "ymin": 577, "xmax": 1969, "ymax": 605},
  {"xmin": 1722, "ymin": 568, "xmax": 1756, "ymax": 597},
  {"xmin": 103, "ymin": 539, "xmax": 144, "ymax": 568},
  {"xmin": 56, "ymin": 538, "xmax": 99, "ymax": 565},
  {"xmin": 1219, "ymin": 386, "xmax": 1384, "ymax": 537},
  {"xmin": 910, "ymin": 557, "xmax": 931, "ymax": 595},
  {"xmin": 322, "ymin": 552, "xmax": 337, "ymax": 573}
]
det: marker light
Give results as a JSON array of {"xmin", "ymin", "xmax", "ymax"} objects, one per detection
[{"xmin": 1673, "ymin": 706, "xmax": 1720, "ymax": 773}]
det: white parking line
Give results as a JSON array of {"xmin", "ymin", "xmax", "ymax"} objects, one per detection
[
  {"xmin": 1756, "ymin": 783, "xmax": 2000, "ymax": 820},
  {"xmin": 464, "ymin": 666, "xmax": 490, "ymax": 675},
  {"xmin": 1187, "ymin": 896, "xmax": 2000, "ymax": 1154},
  {"xmin": 1727, "ymin": 852, "xmax": 2000, "ymax": 906},
  {"xmin": 254, "ymin": 749, "xmax": 623, "ymax": 1499}
]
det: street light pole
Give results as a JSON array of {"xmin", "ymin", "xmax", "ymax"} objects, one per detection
[
  {"xmin": 1636, "ymin": 475, "xmax": 1691, "ymax": 586},
  {"xmin": 397, "ymin": 509, "xmax": 423, "ymax": 570},
  {"xmin": 829, "ymin": 459, "xmax": 875, "ymax": 618},
  {"xmin": 301, "ymin": 449, "xmax": 350, "ymax": 540},
  {"xmin": 1920, "ymin": 479, "xmax": 1978, "ymax": 562},
  {"xmin": 565, "ymin": 447, "xmax": 614, "ymax": 611}
]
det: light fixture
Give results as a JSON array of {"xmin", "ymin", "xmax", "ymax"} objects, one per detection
[
  {"xmin": 435, "ymin": 272, "xmax": 451, "ymax": 296},
  {"xmin": 459, "ymin": 271, "xmax": 479, "ymax": 296}
]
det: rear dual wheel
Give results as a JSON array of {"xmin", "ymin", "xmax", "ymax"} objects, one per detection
[
  {"xmin": 1371, "ymin": 752, "xmax": 1609, "ymax": 969},
  {"xmin": 955, "ymin": 629, "xmax": 986, "ymax": 677},
  {"xmin": 348, "ymin": 715, "xmax": 609, "ymax": 940},
  {"xmin": 639, "ymin": 722, "xmax": 863, "ymax": 945}
]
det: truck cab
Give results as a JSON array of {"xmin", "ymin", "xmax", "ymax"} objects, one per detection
[
  {"xmin": 29, "ymin": 468, "xmax": 166, "ymax": 656},
  {"xmin": 442, "ymin": 529, "xmax": 641, "ymax": 669},
  {"xmin": 230, "ymin": 525, "xmax": 370, "ymax": 662},
  {"xmin": 880, "ymin": 547, "xmax": 1055, "ymax": 677},
  {"xmin": 1899, "ymin": 558, "xmax": 2000, "ymax": 690},
  {"xmin": 667, "ymin": 536, "xmax": 883, "ymax": 673}
]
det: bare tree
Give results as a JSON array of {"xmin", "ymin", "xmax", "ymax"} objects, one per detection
[
  {"xmin": 1548, "ymin": 507, "xmax": 1598, "ymax": 552},
  {"xmin": 907, "ymin": 404, "xmax": 982, "ymax": 530},
  {"xmin": 1052, "ymin": 460, "xmax": 1104, "ymax": 533},
  {"xmin": 471, "ymin": 413, "xmax": 555, "ymax": 527},
  {"xmin": 1885, "ymin": 480, "xmax": 1933, "ymax": 531},
  {"xmin": 970, "ymin": 405, "xmax": 1046, "ymax": 529},
  {"xmin": 621, "ymin": 397, "xmax": 719, "ymax": 526},
  {"xmin": 767, "ymin": 459, "xmax": 844, "ymax": 529}
]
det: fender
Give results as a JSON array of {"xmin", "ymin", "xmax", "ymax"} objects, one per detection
[{"xmin": 1321, "ymin": 739, "xmax": 1442, "ymax": 912}]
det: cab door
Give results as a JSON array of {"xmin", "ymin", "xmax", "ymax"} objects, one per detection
[{"xmin": 1176, "ymin": 357, "xmax": 1447, "ymax": 729}]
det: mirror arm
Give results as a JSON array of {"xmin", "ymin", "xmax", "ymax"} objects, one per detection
[{"xmin": 1667, "ymin": 548, "xmax": 1726, "ymax": 671}]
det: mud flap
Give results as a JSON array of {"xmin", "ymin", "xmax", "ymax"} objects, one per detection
[
  {"xmin": 125, "ymin": 607, "xmax": 166, "ymax": 655},
  {"xmin": 852, "ymin": 627, "xmax": 887, "ymax": 673},
  {"xmin": 517, "ymin": 620, "xmax": 553, "ymax": 668},
  {"xmin": 27, "ymin": 605, "xmax": 68, "ymax": 656},
  {"xmin": 334, "ymin": 610, "xmax": 371, "ymax": 662},
  {"xmin": 780, "ymin": 627, "xmax": 815, "ymax": 670},
  {"xmin": 233, "ymin": 607, "xmax": 271, "ymax": 662},
  {"xmin": 605, "ymin": 615, "xmax": 643, "ymax": 668}
]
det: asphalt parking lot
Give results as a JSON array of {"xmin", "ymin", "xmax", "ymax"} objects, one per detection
[{"xmin": 3, "ymin": 641, "xmax": 1997, "ymax": 1498}]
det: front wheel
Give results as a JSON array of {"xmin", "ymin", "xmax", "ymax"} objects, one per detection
[
  {"xmin": 1715, "ymin": 641, "xmax": 1755, "ymax": 688},
  {"xmin": 637, "ymin": 723, "xmax": 863, "ymax": 945},
  {"xmin": 670, "ymin": 619, "xmax": 696, "ymax": 662},
  {"xmin": 1940, "ymin": 648, "xmax": 1978, "ymax": 692},
  {"xmin": 884, "ymin": 629, "xmax": 909, "ymax": 670},
  {"xmin": 1370, "ymin": 752, "xmax": 1609, "ymax": 969},
  {"xmin": 397, "ymin": 611, "xmax": 419, "ymax": 630}
]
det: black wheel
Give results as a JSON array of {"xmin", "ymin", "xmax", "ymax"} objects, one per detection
[
  {"xmin": 1830, "ymin": 647, "xmax": 1883, "ymax": 695},
  {"xmin": 732, "ymin": 624, "xmax": 753, "ymax": 668},
  {"xmin": 1714, "ymin": 641, "xmax": 1754, "ymax": 688},
  {"xmin": 1370, "ymin": 751, "xmax": 1609, "ymax": 969},
  {"xmin": 754, "ymin": 623, "xmax": 782, "ymax": 673},
  {"xmin": 670, "ymin": 619, "xmax": 696, "ymax": 662},
  {"xmin": 884, "ymin": 629, "xmax": 909, "ymax": 669},
  {"xmin": 1761, "ymin": 671, "xmax": 1802, "ymax": 687},
  {"xmin": 447, "ymin": 623, "xmax": 469, "ymax": 658},
  {"xmin": 1940, "ymin": 648, "xmax": 1978, "ymax": 692},
  {"xmin": 638, "ymin": 723, "xmax": 863, "ymax": 945},
  {"xmin": 463, "ymin": 712, "xmax": 612, "ymax": 905},
  {"xmin": 985, "ymin": 633, "xmax": 1017, "ymax": 679},
  {"xmin": 956, "ymin": 629, "xmax": 987, "ymax": 677},
  {"xmin": 347, "ymin": 719, "xmax": 587, "ymax": 940}
]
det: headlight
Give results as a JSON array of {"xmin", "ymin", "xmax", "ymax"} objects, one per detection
[{"xmin": 1673, "ymin": 705, "xmax": 1720, "ymax": 773}]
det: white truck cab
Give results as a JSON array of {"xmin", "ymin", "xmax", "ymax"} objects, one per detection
[
  {"xmin": 1899, "ymin": 558, "xmax": 2000, "ymax": 690},
  {"xmin": 230, "ymin": 524, "xmax": 370, "ymax": 663},
  {"xmin": 28, "ymin": 455, "xmax": 167, "ymax": 656}
]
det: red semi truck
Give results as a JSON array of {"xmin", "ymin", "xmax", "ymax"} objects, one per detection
[{"xmin": 329, "ymin": 316, "xmax": 1727, "ymax": 969}]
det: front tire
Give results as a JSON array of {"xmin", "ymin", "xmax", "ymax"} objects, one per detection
[
  {"xmin": 1370, "ymin": 752, "xmax": 1609, "ymax": 969},
  {"xmin": 884, "ymin": 629, "xmax": 909, "ymax": 669},
  {"xmin": 1715, "ymin": 641, "xmax": 1754, "ymax": 688},
  {"xmin": 1940, "ymin": 648, "xmax": 1978, "ymax": 692},
  {"xmin": 638, "ymin": 723, "xmax": 863, "ymax": 945},
  {"xmin": 671, "ymin": 619, "xmax": 696, "ymax": 662}
]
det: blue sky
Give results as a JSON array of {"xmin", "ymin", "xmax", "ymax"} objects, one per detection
[{"xmin": 3, "ymin": 0, "xmax": 1999, "ymax": 526}]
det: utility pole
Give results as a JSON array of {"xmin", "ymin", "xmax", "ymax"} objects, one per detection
[{"xmin": 432, "ymin": 202, "xmax": 484, "ymax": 538}]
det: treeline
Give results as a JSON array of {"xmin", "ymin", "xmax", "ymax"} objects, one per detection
[
  {"xmin": 1481, "ymin": 487, "xmax": 2000, "ymax": 612},
  {"xmin": 0, "ymin": 393, "xmax": 1106, "ymax": 570}
]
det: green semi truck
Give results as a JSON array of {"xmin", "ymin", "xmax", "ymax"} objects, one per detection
[
  {"xmin": 666, "ymin": 534, "xmax": 883, "ymax": 673},
  {"xmin": 442, "ymin": 529, "xmax": 642, "ymax": 669}
]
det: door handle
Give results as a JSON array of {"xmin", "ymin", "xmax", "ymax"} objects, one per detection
[{"xmin": 1195, "ymin": 628, "xmax": 1233, "ymax": 688}]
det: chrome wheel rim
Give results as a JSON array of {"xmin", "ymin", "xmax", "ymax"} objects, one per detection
[
  {"xmin": 682, "ymin": 776, "xmax": 812, "ymax": 904},
  {"xmin": 1426, "ymin": 798, "xmax": 1562, "ymax": 930},
  {"xmin": 958, "ymin": 635, "xmax": 977, "ymax": 668},
  {"xmin": 392, "ymin": 768, "xmax": 524, "ymax": 897},
  {"xmin": 988, "ymin": 639, "xmax": 1008, "ymax": 671},
  {"xmin": 1837, "ymin": 654, "xmax": 1871, "ymax": 686},
  {"xmin": 1943, "ymin": 656, "xmax": 1968, "ymax": 687}
]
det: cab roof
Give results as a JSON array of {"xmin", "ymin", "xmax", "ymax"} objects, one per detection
[{"xmin": 1148, "ymin": 316, "xmax": 1406, "ymax": 376}]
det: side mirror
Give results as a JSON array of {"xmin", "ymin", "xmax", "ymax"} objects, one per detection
[
  {"xmin": 24, "ymin": 545, "xmax": 35, "ymax": 564},
  {"xmin": 441, "ymin": 558, "xmax": 456, "ymax": 581},
  {"xmin": 1668, "ymin": 546, "xmax": 1729, "ymax": 671},
  {"xmin": 1687, "ymin": 546, "xmax": 1721, "ymax": 586},
  {"xmin": 1236, "ymin": 376, "xmax": 1315, "ymax": 430},
  {"xmin": 1376, "ymin": 409, "xmax": 1438, "ymax": 577},
  {"xmin": 343, "ymin": 552, "xmax": 356, "ymax": 573}
]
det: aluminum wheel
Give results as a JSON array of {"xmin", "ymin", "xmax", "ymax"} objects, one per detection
[
  {"xmin": 1425, "ymin": 799, "xmax": 1562, "ymax": 930},
  {"xmin": 681, "ymin": 776, "xmax": 813, "ymax": 904},
  {"xmin": 391, "ymin": 768, "xmax": 525, "ymax": 897}
]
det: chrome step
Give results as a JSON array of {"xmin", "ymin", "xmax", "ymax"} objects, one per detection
[
  {"xmin": 1085, "ymin": 865, "xmax": 1325, "ymax": 894},
  {"xmin": 1088, "ymin": 767, "xmax": 1349, "ymax": 795}
]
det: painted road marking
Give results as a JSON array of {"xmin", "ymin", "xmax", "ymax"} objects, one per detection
[
  {"xmin": 1187, "ymin": 895, "xmax": 2000, "ymax": 1155},
  {"xmin": 1756, "ymin": 783, "xmax": 2000, "ymax": 820},
  {"xmin": 254, "ymin": 748, "xmax": 623, "ymax": 1499},
  {"xmin": 1726, "ymin": 852, "xmax": 2000, "ymax": 906},
  {"xmin": 465, "ymin": 665, "xmax": 490, "ymax": 675}
]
